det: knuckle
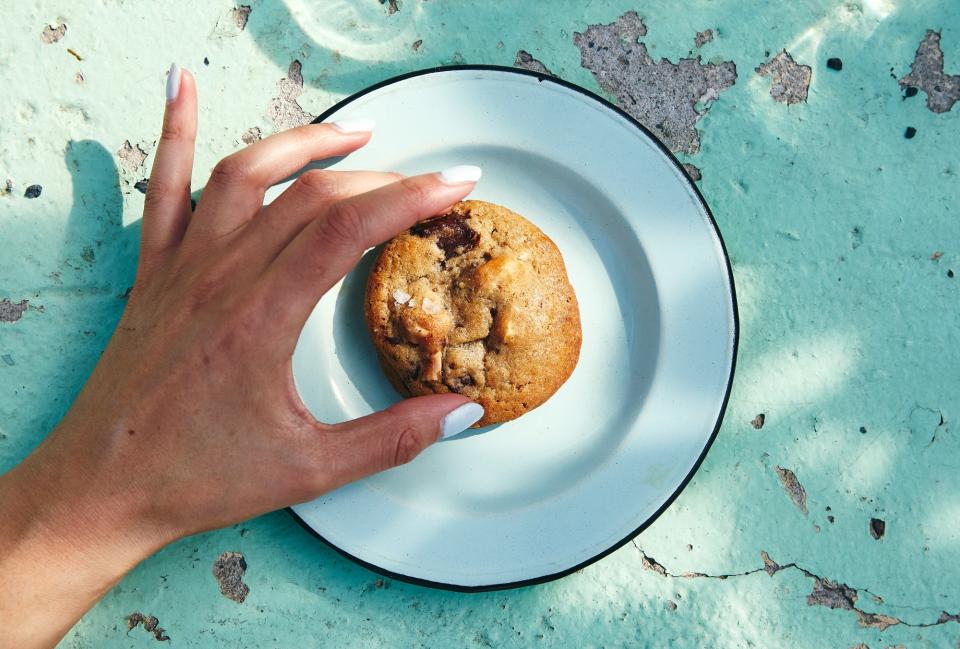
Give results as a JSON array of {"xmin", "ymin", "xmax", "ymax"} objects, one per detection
[
  {"xmin": 398, "ymin": 177, "xmax": 431, "ymax": 210},
  {"xmin": 209, "ymin": 155, "xmax": 252, "ymax": 186},
  {"xmin": 142, "ymin": 177, "xmax": 173, "ymax": 211},
  {"xmin": 159, "ymin": 121, "xmax": 183, "ymax": 143},
  {"xmin": 321, "ymin": 201, "xmax": 367, "ymax": 247},
  {"xmin": 391, "ymin": 425, "xmax": 425, "ymax": 467},
  {"xmin": 294, "ymin": 169, "xmax": 333, "ymax": 197}
]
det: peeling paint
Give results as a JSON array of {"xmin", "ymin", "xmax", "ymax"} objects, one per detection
[
  {"xmin": 212, "ymin": 5, "xmax": 253, "ymax": 39},
  {"xmin": 267, "ymin": 60, "xmax": 316, "ymax": 131},
  {"xmin": 681, "ymin": 163, "xmax": 702, "ymax": 182},
  {"xmin": 573, "ymin": 12, "xmax": 737, "ymax": 155},
  {"xmin": 0, "ymin": 299, "xmax": 29, "ymax": 323},
  {"xmin": 756, "ymin": 50, "xmax": 812, "ymax": 104},
  {"xmin": 241, "ymin": 127, "xmax": 262, "ymax": 145},
  {"xmin": 379, "ymin": 0, "xmax": 400, "ymax": 15},
  {"xmin": 126, "ymin": 612, "xmax": 170, "ymax": 642},
  {"xmin": 751, "ymin": 413, "xmax": 766, "ymax": 429},
  {"xmin": 117, "ymin": 140, "xmax": 147, "ymax": 172},
  {"xmin": 232, "ymin": 5, "xmax": 252, "ymax": 30},
  {"xmin": 899, "ymin": 30, "xmax": 960, "ymax": 113},
  {"xmin": 694, "ymin": 29, "xmax": 714, "ymax": 49},
  {"xmin": 775, "ymin": 465, "xmax": 808, "ymax": 514},
  {"xmin": 212, "ymin": 551, "xmax": 249, "ymax": 604},
  {"xmin": 514, "ymin": 50, "xmax": 554, "ymax": 76},
  {"xmin": 41, "ymin": 23, "xmax": 67, "ymax": 44}
]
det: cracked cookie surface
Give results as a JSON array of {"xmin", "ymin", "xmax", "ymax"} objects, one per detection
[{"xmin": 365, "ymin": 200, "xmax": 581, "ymax": 426}]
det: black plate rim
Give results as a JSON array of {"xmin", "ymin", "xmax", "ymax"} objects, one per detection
[{"xmin": 286, "ymin": 63, "xmax": 740, "ymax": 593}]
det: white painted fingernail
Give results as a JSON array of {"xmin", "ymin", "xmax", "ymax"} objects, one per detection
[
  {"xmin": 330, "ymin": 118, "xmax": 376, "ymax": 133},
  {"xmin": 166, "ymin": 63, "xmax": 181, "ymax": 103},
  {"xmin": 439, "ymin": 165, "xmax": 482, "ymax": 185},
  {"xmin": 440, "ymin": 402, "xmax": 484, "ymax": 439}
]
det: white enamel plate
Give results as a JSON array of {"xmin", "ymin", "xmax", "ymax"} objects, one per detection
[{"xmin": 271, "ymin": 67, "xmax": 737, "ymax": 591}]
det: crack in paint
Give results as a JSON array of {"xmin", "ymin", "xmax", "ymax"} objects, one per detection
[{"xmin": 631, "ymin": 542, "xmax": 958, "ymax": 631}]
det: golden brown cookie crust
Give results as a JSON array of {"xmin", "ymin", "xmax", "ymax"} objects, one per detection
[{"xmin": 364, "ymin": 200, "xmax": 581, "ymax": 427}]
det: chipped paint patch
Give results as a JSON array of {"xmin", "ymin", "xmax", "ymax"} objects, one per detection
[
  {"xmin": 212, "ymin": 5, "xmax": 253, "ymax": 39},
  {"xmin": 756, "ymin": 50, "xmax": 812, "ymax": 104},
  {"xmin": 232, "ymin": 5, "xmax": 252, "ymax": 30},
  {"xmin": 41, "ymin": 23, "xmax": 66, "ymax": 44},
  {"xmin": 573, "ymin": 12, "xmax": 736, "ymax": 155},
  {"xmin": 0, "ymin": 299, "xmax": 29, "ymax": 323},
  {"xmin": 694, "ymin": 29, "xmax": 714, "ymax": 49},
  {"xmin": 899, "ymin": 30, "xmax": 960, "ymax": 113},
  {"xmin": 514, "ymin": 50, "xmax": 553, "ymax": 76},
  {"xmin": 213, "ymin": 551, "xmax": 249, "ymax": 603},
  {"xmin": 379, "ymin": 0, "xmax": 400, "ymax": 15},
  {"xmin": 117, "ymin": 140, "xmax": 147, "ymax": 172},
  {"xmin": 126, "ymin": 612, "xmax": 170, "ymax": 642},
  {"xmin": 775, "ymin": 465, "xmax": 808, "ymax": 514},
  {"xmin": 681, "ymin": 163, "xmax": 702, "ymax": 182},
  {"xmin": 268, "ymin": 61, "xmax": 316, "ymax": 131},
  {"xmin": 241, "ymin": 127, "xmax": 262, "ymax": 145}
]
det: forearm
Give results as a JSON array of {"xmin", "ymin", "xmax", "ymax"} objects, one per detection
[{"xmin": 0, "ymin": 433, "xmax": 168, "ymax": 648}]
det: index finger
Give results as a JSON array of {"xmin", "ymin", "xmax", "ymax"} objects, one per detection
[{"xmin": 258, "ymin": 165, "xmax": 482, "ymax": 337}]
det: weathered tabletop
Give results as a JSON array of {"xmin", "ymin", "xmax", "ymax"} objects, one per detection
[{"xmin": 2, "ymin": 1, "xmax": 959, "ymax": 647}]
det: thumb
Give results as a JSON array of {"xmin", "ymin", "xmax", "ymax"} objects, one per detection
[{"xmin": 324, "ymin": 394, "xmax": 484, "ymax": 486}]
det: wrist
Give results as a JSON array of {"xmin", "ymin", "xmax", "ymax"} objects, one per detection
[{"xmin": 5, "ymin": 424, "xmax": 177, "ymax": 582}]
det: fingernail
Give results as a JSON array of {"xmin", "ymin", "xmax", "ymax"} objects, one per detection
[
  {"xmin": 440, "ymin": 402, "xmax": 484, "ymax": 439},
  {"xmin": 166, "ymin": 63, "xmax": 181, "ymax": 103},
  {"xmin": 439, "ymin": 165, "xmax": 482, "ymax": 185},
  {"xmin": 331, "ymin": 118, "xmax": 376, "ymax": 134}
]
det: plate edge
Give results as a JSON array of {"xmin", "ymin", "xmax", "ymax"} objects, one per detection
[{"xmin": 288, "ymin": 63, "xmax": 741, "ymax": 593}]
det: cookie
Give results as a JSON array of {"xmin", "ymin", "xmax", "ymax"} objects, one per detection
[{"xmin": 364, "ymin": 200, "xmax": 581, "ymax": 426}]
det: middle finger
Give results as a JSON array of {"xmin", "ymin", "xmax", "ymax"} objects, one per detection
[{"xmin": 185, "ymin": 121, "xmax": 375, "ymax": 245}]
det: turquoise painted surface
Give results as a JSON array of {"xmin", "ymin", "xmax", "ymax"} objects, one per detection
[{"xmin": 2, "ymin": 1, "xmax": 959, "ymax": 646}]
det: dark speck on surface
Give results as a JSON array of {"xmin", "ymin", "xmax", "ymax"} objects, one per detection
[
  {"xmin": 134, "ymin": 179, "xmax": 149, "ymax": 194},
  {"xmin": 904, "ymin": 85, "xmax": 919, "ymax": 98},
  {"xmin": 869, "ymin": 517, "xmax": 886, "ymax": 540},
  {"xmin": 24, "ymin": 184, "xmax": 42, "ymax": 199},
  {"xmin": 859, "ymin": 426, "xmax": 867, "ymax": 434},
  {"xmin": 904, "ymin": 126, "xmax": 917, "ymax": 138},
  {"xmin": 751, "ymin": 413, "xmax": 765, "ymax": 429},
  {"xmin": 203, "ymin": 57, "xmax": 210, "ymax": 66},
  {"xmin": 826, "ymin": 57, "xmax": 843, "ymax": 71},
  {"xmin": 948, "ymin": 269, "xmax": 955, "ymax": 278}
]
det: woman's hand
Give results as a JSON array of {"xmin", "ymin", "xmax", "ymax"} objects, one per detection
[{"xmin": 0, "ymin": 64, "xmax": 483, "ymax": 648}]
